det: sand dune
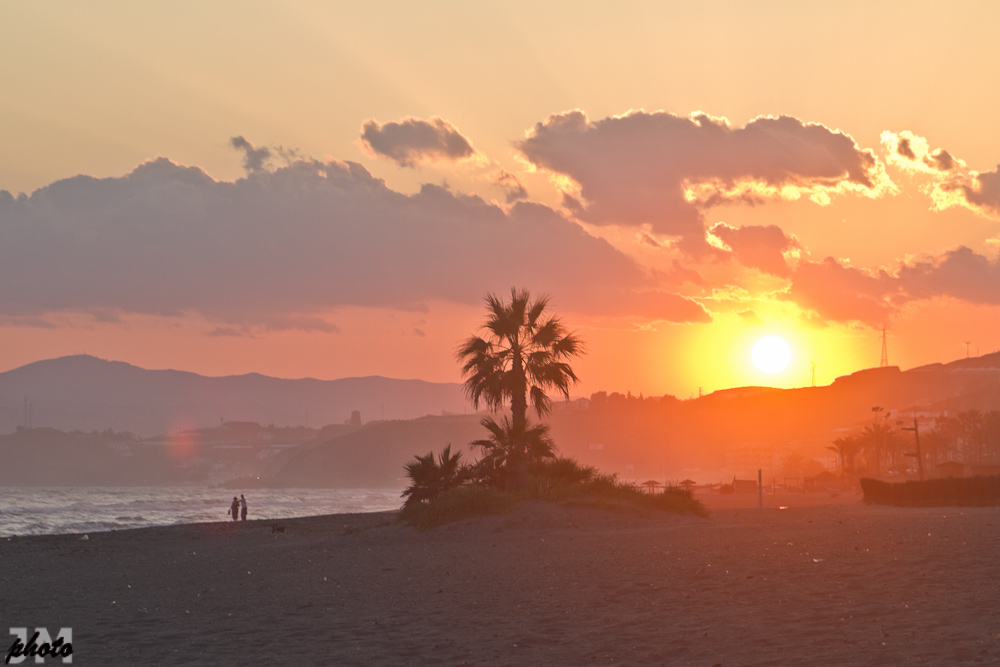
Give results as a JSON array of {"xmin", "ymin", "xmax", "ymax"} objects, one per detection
[{"xmin": 3, "ymin": 491, "xmax": 999, "ymax": 665}]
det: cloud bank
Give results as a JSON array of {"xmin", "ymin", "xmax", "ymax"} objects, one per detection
[
  {"xmin": 786, "ymin": 246, "xmax": 1000, "ymax": 325},
  {"xmin": 0, "ymin": 155, "xmax": 709, "ymax": 330}
]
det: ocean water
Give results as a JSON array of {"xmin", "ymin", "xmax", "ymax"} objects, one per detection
[{"xmin": 0, "ymin": 487, "xmax": 405, "ymax": 537}]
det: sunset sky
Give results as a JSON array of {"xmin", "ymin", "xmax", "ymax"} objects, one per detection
[{"xmin": 2, "ymin": 2, "xmax": 999, "ymax": 399}]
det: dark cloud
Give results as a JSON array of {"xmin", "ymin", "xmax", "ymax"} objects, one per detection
[
  {"xmin": 896, "ymin": 137, "xmax": 916, "ymax": 160},
  {"xmin": 896, "ymin": 246, "xmax": 1000, "ymax": 305},
  {"xmin": 359, "ymin": 116, "xmax": 478, "ymax": 168},
  {"xmin": 517, "ymin": 110, "xmax": 890, "ymax": 245},
  {"xmin": 709, "ymin": 223, "xmax": 799, "ymax": 276},
  {"xmin": 960, "ymin": 166, "xmax": 1000, "ymax": 216},
  {"xmin": 0, "ymin": 154, "xmax": 704, "ymax": 328},
  {"xmin": 230, "ymin": 135, "xmax": 272, "ymax": 174},
  {"xmin": 489, "ymin": 169, "xmax": 528, "ymax": 203},
  {"xmin": 929, "ymin": 149, "xmax": 954, "ymax": 171}
]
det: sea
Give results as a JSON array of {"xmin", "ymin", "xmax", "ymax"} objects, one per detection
[{"xmin": 0, "ymin": 487, "xmax": 404, "ymax": 537}]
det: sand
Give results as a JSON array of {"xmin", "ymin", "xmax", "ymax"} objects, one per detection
[{"xmin": 3, "ymin": 490, "xmax": 1000, "ymax": 666}]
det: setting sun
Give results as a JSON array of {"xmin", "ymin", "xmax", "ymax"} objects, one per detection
[{"xmin": 752, "ymin": 336, "xmax": 792, "ymax": 374}]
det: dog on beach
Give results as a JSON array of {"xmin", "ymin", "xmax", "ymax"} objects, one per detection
[{"xmin": 271, "ymin": 523, "xmax": 286, "ymax": 538}]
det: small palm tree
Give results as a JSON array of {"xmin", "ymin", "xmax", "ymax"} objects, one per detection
[
  {"xmin": 401, "ymin": 444, "xmax": 466, "ymax": 507},
  {"xmin": 469, "ymin": 416, "xmax": 556, "ymax": 488},
  {"xmin": 828, "ymin": 435, "xmax": 862, "ymax": 478}
]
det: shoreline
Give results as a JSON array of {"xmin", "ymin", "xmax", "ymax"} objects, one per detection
[{"xmin": 4, "ymin": 494, "xmax": 1000, "ymax": 665}]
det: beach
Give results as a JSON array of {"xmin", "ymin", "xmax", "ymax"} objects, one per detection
[{"xmin": 3, "ymin": 491, "xmax": 1000, "ymax": 666}]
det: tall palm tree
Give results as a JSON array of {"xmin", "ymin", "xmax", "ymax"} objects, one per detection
[
  {"xmin": 458, "ymin": 288, "xmax": 583, "ymax": 485},
  {"xmin": 863, "ymin": 421, "xmax": 893, "ymax": 475}
]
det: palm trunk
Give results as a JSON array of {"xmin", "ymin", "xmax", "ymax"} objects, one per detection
[{"xmin": 508, "ymin": 346, "xmax": 528, "ymax": 491}]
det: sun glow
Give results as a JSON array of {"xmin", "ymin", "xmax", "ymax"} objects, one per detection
[{"xmin": 751, "ymin": 336, "xmax": 792, "ymax": 373}]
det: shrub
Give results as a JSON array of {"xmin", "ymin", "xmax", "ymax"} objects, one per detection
[
  {"xmin": 401, "ymin": 445, "xmax": 467, "ymax": 508},
  {"xmin": 398, "ymin": 484, "xmax": 519, "ymax": 529},
  {"xmin": 399, "ymin": 451, "xmax": 708, "ymax": 527}
]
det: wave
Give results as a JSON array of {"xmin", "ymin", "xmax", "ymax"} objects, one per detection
[{"xmin": 0, "ymin": 487, "xmax": 403, "ymax": 537}]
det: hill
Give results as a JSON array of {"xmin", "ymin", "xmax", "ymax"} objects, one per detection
[{"xmin": 0, "ymin": 355, "xmax": 469, "ymax": 437}]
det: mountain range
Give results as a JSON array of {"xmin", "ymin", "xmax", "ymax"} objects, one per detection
[
  {"xmin": 2, "ymin": 352, "xmax": 999, "ymax": 487},
  {"xmin": 0, "ymin": 355, "xmax": 469, "ymax": 437}
]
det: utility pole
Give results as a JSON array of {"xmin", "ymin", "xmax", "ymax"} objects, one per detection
[
  {"xmin": 871, "ymin": 406, "xmax": 883, "ymax": 475},
  {"xmin": 966, "ymin": 341, "xmax": 971, "ymax": 358},
  {"xmin": 879, "ymin": 326, "xmax": 889, "ymax": 367}
]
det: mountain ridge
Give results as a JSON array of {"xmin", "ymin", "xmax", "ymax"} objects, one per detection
[{"xmin": 0, "ymin": 355, "xmax": 469, "ymax": 436}]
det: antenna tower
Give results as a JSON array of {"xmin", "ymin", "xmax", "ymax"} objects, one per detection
[
  {"xmin": 879, "ymin": 326, "xmax": 889, "ymax": 368},
  {"xmin": 810, "ymin": 359, "xmax": 817, "ymax": 387}
]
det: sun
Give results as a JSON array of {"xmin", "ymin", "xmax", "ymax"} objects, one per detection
[{"xmin": 751, "ymin": 336, "xmax": 792, "ymax": 373}]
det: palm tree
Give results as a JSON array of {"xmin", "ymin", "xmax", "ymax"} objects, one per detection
[
  {"xmin": 469, "ymin": 416, "xmax": 556, "ymax": 487},
  {"xmin": 458, "ymin": 288, "xmax": 583, "ymax": 486},
  {"xmin": 862, "ymin": 421, "xmax": 893, "ymax": 475},
  {"xmin": 401, "ymin": 444, "xmax": 466, "ymax": 507},
  {"xmin": 827, "ymin": 435, "xmax": 862, "ymax": 478}
]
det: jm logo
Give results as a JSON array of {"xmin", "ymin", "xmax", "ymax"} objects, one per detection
[{"xmin": 6, "ymin": 628, "xmax": 73, "ymax": 665}]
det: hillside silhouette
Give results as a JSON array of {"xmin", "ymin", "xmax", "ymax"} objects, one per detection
[
  {"xmin": 0, "ymin": 355, "xmax": 469, "ymax": 436},
  {"xmin": 1, "ymin": 353, "xmax": 997, "ymax": 487}
]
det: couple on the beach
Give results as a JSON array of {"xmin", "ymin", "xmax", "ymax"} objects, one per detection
[{"xmin": 229, "ymin": 494, "xmax": 247, "ymax": 521}]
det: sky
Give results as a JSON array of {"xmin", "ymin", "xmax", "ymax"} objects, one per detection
[{"xmin": 2, "ymin": 1, "xmax": 1000, "ymax": 399}]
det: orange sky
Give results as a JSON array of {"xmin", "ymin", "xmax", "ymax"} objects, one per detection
[{"xmin": 2, "ymin": 2, "xmax": 999, "ymax": 399}]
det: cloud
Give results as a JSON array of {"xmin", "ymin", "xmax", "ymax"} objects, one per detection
[
  {"xmin": 230, "ymin": 135, "xmax": 272, "ymax": 174},
  {"xmin": 0, "ymin": 152, "xmax": 704, "ymax": 329},
  {"xmin": 517, "ymin": 110, "xmax": 892, "ymax": 245},
  {"xmin": 896, "ymin": 246, "xmax": 1000, "ymax": 305},
  {"xmin": 785, "ymin": 258, "xmax": 894, "ymax": 326},
  {"xmin": 489, "ymin": 169, "xmax": 528, "ymax": 203},
  {"xmin": 960, "ymin": 166, "xmax": 1000, "ymax": 216},
  {"xmin": 881, "ymin": 130, "xmax": 1000, "ymax": 218},
  {"xmin": 784, "ymin": 246, "xmax": 1000, "ymax": 325},
  {"xmin": 708, "ymin": 223, "xmax": 799, "ymax": 276},
  {"xmin": 737, "ymin": 309, "xmax": 763, "ymax": 325},
  {"xmin": 882, "ymin": 130, "xmax": 961, "ymax": 175},
  {"xmin": 359, "ymin": 116, "xmax": 480, "ymax": 168}
]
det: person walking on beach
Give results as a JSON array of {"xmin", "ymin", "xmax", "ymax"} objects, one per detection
[
  {"xmin": 240, "ymin": 494, "xmax": 248, "ymax": 521},
  {"xmin": 230, "ymin": 496, "xmax": 239, "ymax": 522}
]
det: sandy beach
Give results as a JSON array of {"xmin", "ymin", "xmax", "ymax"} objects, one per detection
[{"xmin": 3, "ymin": 490, "xmax": 1000, "ymax": 666}]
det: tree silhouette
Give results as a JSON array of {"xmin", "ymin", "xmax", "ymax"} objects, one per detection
[
  {"xmin": 828, "ymin": 435, "xmax": 862, "ymax": 478},
  {"xmin": 401, "ymin": 445, "xmax": 466, "ymax": 507},
  {"xmin": 469, "ymin": 416, "xmax": 556, "ymax": 487},
  {"xmin": 458, "ymin": 288, "xmax": 583, "ymax": 487}
]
